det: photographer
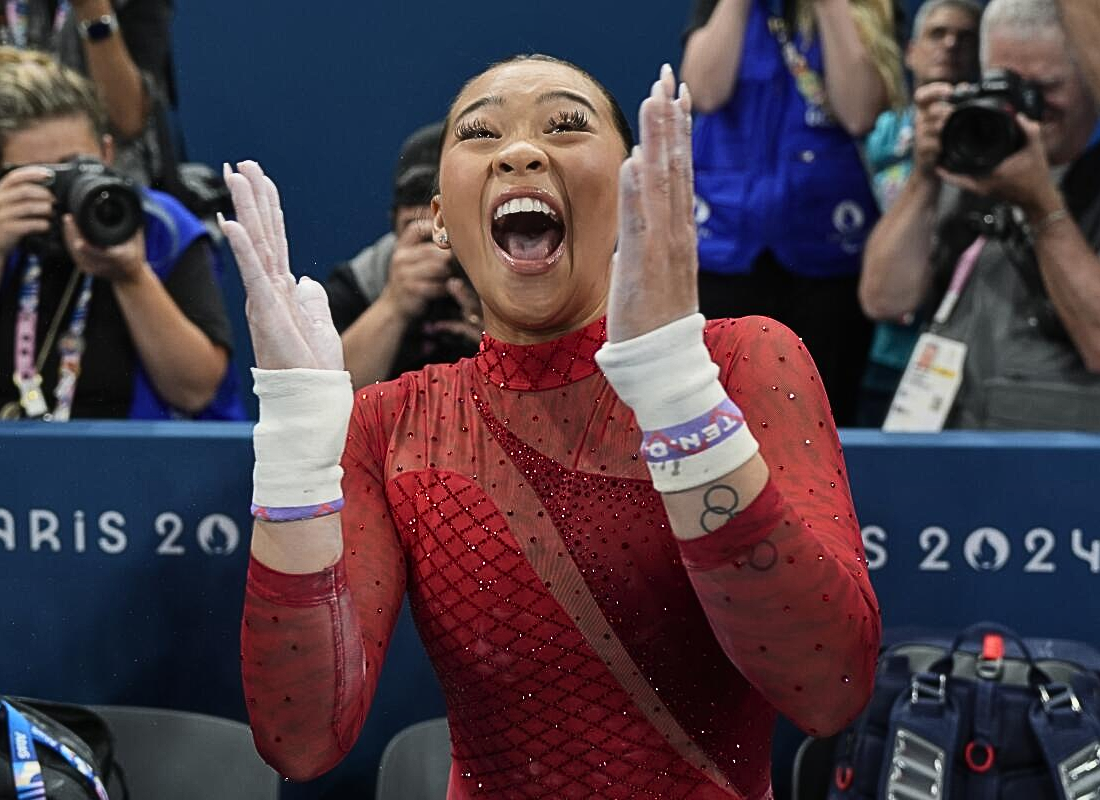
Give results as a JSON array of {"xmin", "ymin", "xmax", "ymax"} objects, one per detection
[
  {"xmin": 856, "ymin": 0, "xmax": 981, "ymax": 425},
  {"xmin": 0, "ymin": 48, "xmax": 239, "ymax": 420},
  {"xmin": 324, "ymin": 121, "xmax": 481, "ymax": 389},
  {"xmin": 860, "ymin": 0, "xmax": 1100, "ymax": 430}
]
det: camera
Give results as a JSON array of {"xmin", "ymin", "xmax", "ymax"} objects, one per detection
[
  {"xmin": 2, "ymin": 156, "xmax": 143, "ymax": 255},
  {"xmin": 939, "ymin": 68, "xmax": 1045, "ymax": 175}
]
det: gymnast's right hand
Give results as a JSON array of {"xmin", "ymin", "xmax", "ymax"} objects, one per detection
[{"xmin": 218, "ymin": 161, "xmax": 344, "ymax": 372}]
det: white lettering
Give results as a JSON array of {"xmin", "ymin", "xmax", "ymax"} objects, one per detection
[
  {"xmin": 1071, "ymin": 529, "xmax": 1100, "ymax": 573},
  {"xmin": 919, "ymin": 526, "xmax": 951, "ymax": 571},
  {"xmin": 73, "ymin": 510, "xmax": 86, "ymax": 554},
  {"xmin": 646, "ymin": 441, "xmax": 668, "ymax": 458},
  {"xmin": 720, "ymin": 416, "xmax": 738, "ymax": 432},
  {"xmin": 1023, "ymin": 528, "xmax": 1056, "ymax": 573},
  {"xmin": 13, "ymin": 731, "xmax": 31, "ymax": 760},
  {"xmin": 677, "ymin": 433, "xmax": 702, "ymax": 451},
  {"xmin": 702, "ymin": 423, "xmax": 721, "ymax": 442},
  {"xmin": 0, "ymin": 508, "xmax": 13, "ymax": 551},
  {"xmin": 97, "ymin": 511, "xmax": 127, "ymax": 554},
  {"xmin": 29, "ymin": 509, "xmax": 60, "ymax": 552},
  {"xmin": 861, "ymin": 526, "xmax": 888, "ymax": 570},
  {"xmin": 155, "ymin": 513, "xmax": 186, "ymax": 556}
]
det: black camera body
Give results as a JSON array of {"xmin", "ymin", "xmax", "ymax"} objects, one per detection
[
  {"xmin": 939, "ymin": 68, "xmax": 1045, "ymax": 175},
  {"xmin": 1, "ymin": 156, "xmax": 143, "ymax": 256}
]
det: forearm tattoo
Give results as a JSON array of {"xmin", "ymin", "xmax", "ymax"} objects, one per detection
[
  {"xmin": 698, "ymin": 484, "xmax": 777, "ymax": 570},
  {"xmin": 700, "ymin": 485, "xmax": 740, "ymax": 533}
]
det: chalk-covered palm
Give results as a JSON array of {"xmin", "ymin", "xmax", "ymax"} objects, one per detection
[
  {"xmin": 607, "ymin": 66, "xmax": 696, "ymax": 344},
  {"xmin": 219, "ymin": 161, "xmax": 343, "ymax": 372}
]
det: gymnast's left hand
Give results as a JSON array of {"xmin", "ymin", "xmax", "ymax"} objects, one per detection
[
  {"xmin": 606, "ymin": 64, "xmax": 699, "ymax": 344},
  {"xmin": 218, "ymin": 161, "xmax": 343, "ymax": 372}
]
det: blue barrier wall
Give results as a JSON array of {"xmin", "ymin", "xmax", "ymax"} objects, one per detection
[{"xmin": 2, "ymin": 425, "xmax": 1097, "ymax": 797}]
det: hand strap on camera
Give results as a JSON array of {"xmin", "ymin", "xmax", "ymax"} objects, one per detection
[{"xmin": 10, "ymin": 252, "xmax": 93, "ymax": 421}]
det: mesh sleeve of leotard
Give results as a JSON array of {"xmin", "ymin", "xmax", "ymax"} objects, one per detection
[
  {"xmin": 680, "ymin": 318, "xmax": 881, "ymax": 736},
  {"xmin": 239, "ymin": 380, "xmax": 409, "ymax": 780}
]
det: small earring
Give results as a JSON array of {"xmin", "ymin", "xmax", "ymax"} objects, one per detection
[{"xmin": 437, "ymin": 232, "xmax": 449, "ymax": 245}]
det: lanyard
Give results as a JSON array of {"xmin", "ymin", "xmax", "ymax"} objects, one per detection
[
  {"xmin": 4, "ymin": 700, "xmax": 109, "ymax": 800},
  {"xmin": 3, "ymin": 0, "xmax": 69, "ymax": 48},
  {"xmin": 766, "ymin": 13, "xmax": 835, "ymax": 127},
  {"xmin": 932, "ymin": 235, "xmax": 987, "ymax": 326},
  {"xmin": 12, "ymin": 253, "xmax": 93, "ymax": 421}
]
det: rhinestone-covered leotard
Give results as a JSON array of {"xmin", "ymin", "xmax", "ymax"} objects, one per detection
[{"xmin": 241, "ymin": 316, "xmax": 880, "ymax": 799}]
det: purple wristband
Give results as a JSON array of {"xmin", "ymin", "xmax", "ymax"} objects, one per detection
[
  {"xmin": 251, "ymin": 497, "xmax": 345, "ymax": 522},
  {"xmin": 641, "ymin": 398, "xmax": 747, "ymax": 464}
]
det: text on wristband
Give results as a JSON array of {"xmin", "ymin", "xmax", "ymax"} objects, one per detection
[{"xmin": 641, "ymin": 399, "xmax": 746, "ymax": 463}]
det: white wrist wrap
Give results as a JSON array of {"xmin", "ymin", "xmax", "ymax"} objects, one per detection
[
  {"xmin": 251, "ymin": 368, "xmax": 353, "ymax": 508},
  {"xmin": 595, "ymin": 314, "xmax": 759, "ymax": 493}
]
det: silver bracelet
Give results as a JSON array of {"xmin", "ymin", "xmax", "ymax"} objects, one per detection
[{"xmin": 1030, "ymin": 207, "xmax": 1070, "ymax": 238}]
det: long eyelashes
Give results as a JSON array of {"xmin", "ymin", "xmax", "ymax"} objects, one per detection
[
  {"xmin": 547, "ymin": 109, "xmax": 590, "ymax": 133},
  {"xmin": 455, "ymin": 118, "xmax": 494, "ymax": 140},
  {"xmin": 454, "ymin": 109, "xmax": 592, "ymax": 141}
]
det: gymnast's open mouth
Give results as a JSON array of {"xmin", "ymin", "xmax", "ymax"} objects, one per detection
[{"xmin": 490, "ymin": 189, "xmax": 566, "ymax": 274}]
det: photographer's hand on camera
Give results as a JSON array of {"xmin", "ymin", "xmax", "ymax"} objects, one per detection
[
  {"xmin": 913, "ymin": 82, "xmax": 956, "ymax": 177},
  {"xmin": 937, "ymin": 112, "xmax": 1064, "ymax": 221},
  {"xmin": 376, "ymin": 218, "xmax": 453, "ymax": 322},
  {"xmin": 0, "ymin": 167, "xmax": 55, "ymax": 268},
  {"xmin": 423, "ymin": 276, "xmax": 483, "ymax": 345},
  {"xmin": 61, "ymin": 212, "xmax": 147, "ymax": 285}
]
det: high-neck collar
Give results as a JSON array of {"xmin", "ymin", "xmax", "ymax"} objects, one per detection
[{"xmin": 473, "ymin": 317, "xmax": 607, "ymax": 391}]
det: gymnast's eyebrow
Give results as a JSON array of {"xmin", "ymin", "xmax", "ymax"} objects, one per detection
[
  {"xmin": 453, "ymin": 95, "xmax": 505, "ymax": 122},
  {"xmin": 536, "ymin": 90, "xmax": 598, "ymax": 115}
]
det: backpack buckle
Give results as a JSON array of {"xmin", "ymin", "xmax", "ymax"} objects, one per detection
[
  {"xmin": 1056, "ymin": 741, "xmax": 1100, "ymax": 800},
  {"xmin": 910, "ymin": 672, "xmax": 947, "ymax": 707},
  {"xmin": 1040, "ymin": 683, "xmax": 1083, "ymax": 715}
]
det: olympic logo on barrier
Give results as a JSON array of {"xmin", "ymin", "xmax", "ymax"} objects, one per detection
[{"xmin": 861, "ymin": 525, "xmax": 1100, "ymax": 575}]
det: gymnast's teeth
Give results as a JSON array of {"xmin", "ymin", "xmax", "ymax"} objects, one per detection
[{"xmin": 493, "ymin": 197, "xmax": 559, "ymax": 221}]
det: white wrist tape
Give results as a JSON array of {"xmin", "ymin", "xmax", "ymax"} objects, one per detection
[
  {"xmin": 251, "ymin": 368, "xmax": 353, "ymax": 509},
  {"xmin": 595, "ymin": 314, "xmax": 759, "ymax": 493}
]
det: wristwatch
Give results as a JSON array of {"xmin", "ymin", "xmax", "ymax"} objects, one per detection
[{"xmin": 78, "ymin": 13, "xmax": 119, "ymax": 42}]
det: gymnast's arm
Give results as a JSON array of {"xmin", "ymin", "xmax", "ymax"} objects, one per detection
[
  {"xmin": 219, "ymin": 161, "xmax": 406, "ymax": 780},
  {"xmin": 604, "ymin": 69, "xmax": 878, "ymax": 738},
  {"xmin": 240, "ymin": 397, "xmax": 407, "ymax": 781}
]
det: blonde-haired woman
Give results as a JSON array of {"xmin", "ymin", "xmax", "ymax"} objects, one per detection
[{"xmin": 681, "ymin": 0, "xmax": 904, "ymax": 427}]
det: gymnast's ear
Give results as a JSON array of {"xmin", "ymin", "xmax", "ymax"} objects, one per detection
[{"xmin": 431, "ymin": 193, "xmax": 451, "ymax": 250}]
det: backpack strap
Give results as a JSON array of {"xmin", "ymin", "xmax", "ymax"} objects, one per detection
[
  {"xmin": 1028, "ymin": 682, "xmax": 1100, "ymax": 800},
  {"xmin": 879, "ymin": 672, "xmax": 960, "ymax": 800}
]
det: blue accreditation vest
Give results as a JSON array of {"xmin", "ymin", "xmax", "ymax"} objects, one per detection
[
  {"xmin": 692, "ymin": 0, "xmax": 880, "ymax": 278},
  {"xmin": 130, "ymin": 188, "xmax": 245, "ymax": 420}
]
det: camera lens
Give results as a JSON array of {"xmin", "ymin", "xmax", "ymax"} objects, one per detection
[
  {"xmin": 68, "ymin": 175, "xmax": 142, "ymax": 247},
  {"xmin": 93, "ymin": 191, "xmax": 127, "ymax": 227},
  {"xmin": 941, "ymin": 100, "xmax": 1025, "ymax": 175}
]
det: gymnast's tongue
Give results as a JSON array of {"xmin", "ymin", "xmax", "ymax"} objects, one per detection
[{"xmin": 493, "ymin": 211, "xmax": 564, "ymax": 262}]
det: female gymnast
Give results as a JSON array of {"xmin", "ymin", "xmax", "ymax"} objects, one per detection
[{"xmin": 220, "ymin": 56, "xmax": 880, "ymax": 800}]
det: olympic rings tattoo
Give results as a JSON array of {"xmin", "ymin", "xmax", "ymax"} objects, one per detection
[
  {"xmin": 699, "ymin": 484, "xmax": 777, "ymax": 570},
  {"xmin": 700, "ymin": 485, "xmax": 740, "ymax": 533}
]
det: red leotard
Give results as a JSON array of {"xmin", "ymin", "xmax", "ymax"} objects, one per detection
[{"xmin": 241, "ymin": 316, "xmax": 880, "ymax": 799}]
